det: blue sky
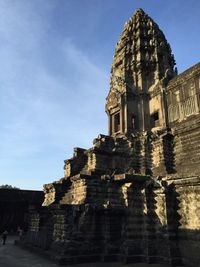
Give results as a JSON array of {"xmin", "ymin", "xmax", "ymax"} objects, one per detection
[{"xmin": 0, "ymin": 0, "xmax": 199, "ymax": 190}]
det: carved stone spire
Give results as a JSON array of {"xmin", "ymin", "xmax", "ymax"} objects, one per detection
[
  {"xmin": 106, "ymin": 9, "xmax": 176, "ymax": 136},
  {"xmin": 110, "ymin": 8, "xmax": 175, "ymax": 93}
]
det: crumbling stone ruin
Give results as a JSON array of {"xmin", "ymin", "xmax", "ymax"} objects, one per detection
[{"xmin": 21, "ymin": 9, "xmax": 200, "ymax": 267}]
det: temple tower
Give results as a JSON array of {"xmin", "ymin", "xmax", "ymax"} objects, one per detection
[{"xmin": 106, "ymin": 9, "xmax": 176, "ymax": 136}]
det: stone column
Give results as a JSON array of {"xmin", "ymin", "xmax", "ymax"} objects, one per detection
[
  {"xmin": 124, "ymin": 184, "xmax": 146, "ymax": 263},
  {"xmin": 124, "ymin": 99, "xmax": 128, "ymax": 134},
  {"xmin": 108, "ymin": 114, "xmax": 112, "ymax": 135}
]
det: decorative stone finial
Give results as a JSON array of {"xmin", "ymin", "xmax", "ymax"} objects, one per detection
[{"xmin": 134, "ymin": 8, "xmax": 145, "ymax": 15}]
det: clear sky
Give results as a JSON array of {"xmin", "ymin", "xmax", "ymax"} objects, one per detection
[{"xmin": 0, "ymin": 0, "xmax": 199, "ymax": 190}]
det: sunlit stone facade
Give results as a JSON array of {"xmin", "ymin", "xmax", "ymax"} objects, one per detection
[{"xmin": 20, "ymin": 9, "xmax": 200, "ymax": 267}]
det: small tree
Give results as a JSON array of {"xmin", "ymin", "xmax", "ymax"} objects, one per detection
[{"xmin": 0, "ymin": 184, "xmax": 20, "ymax": 190}]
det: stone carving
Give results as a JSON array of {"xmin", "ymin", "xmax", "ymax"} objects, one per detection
[
  {"xmin": 106, "ymin": 8, "xmax": 177, "ymax": 134},
  {"xmin": 110, "ymin": 75, "xmax": 126, "ymax": 93},
  {"xmin": 106, "ymin": 90, "xmax": 121, "ymax": 109}
]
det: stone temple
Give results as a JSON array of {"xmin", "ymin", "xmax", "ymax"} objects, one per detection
[{"xmin": 20, "ymin": 9, "xmax": 200, "ymax": 267}]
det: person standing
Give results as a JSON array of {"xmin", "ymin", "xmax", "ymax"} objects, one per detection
[
  {"xmin": 2, "ymin": 230, "xmax": 8, "ymax": 245},
  {"xmin": 18, "ymin": 228, "xmax": 24, "ymax": 240}
]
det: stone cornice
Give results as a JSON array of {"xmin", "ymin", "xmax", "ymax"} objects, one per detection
[{"xmin": 167, "ymin": 62, "xmax": 200, "ymax": 90}]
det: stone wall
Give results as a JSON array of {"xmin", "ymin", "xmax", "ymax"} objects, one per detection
[
  {"xmin": 21, "ymin": 119, "xmax": 200, "ymax": 266},
  {"xmin": 22, "ymin": 173, "xmax": 184, "ymax": 265},
  {"xmin": 172, "ymin": 116, "xmax": 200, "ymax": 177},
  {"xmin": 0, "ymin": 189, "xmax": 43, "ymax": 233},
  {"xmin": 164, "ymin": 177, "xmax": 200, "ymax": 267},
  {"xmin": 168, "ymin": 116, "xmax": 200, "ymax": 266},
  {"xmin": 167, "ymin": 62, "xmax": 200, "ymax": 125}
]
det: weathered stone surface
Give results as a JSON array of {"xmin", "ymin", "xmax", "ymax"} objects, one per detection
[
  {"xmin": 19, "ymin": 8, "xmax": 200, "ymax": 267},
  {"xmin": 106, "ymin": 8, "xmax": 176, "ymax": 136}
]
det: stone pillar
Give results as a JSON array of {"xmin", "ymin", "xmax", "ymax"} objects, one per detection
[
  {"xmin": 164, "ymin": 184, "xmax": 183, "ymax": 266},
  {"xmin": 144, "ymin": 186, "xmax": 169, "ymax": 264},
  {"xmin": 108, "ymin": 114, "xmax": 112, "ymax": 136},
  {"xmin": 120, "ymin": 108, "xmax": 123, "ymax": 133},
  {"xmin": 123, "ymin": 184, "xmax": 146, "ymax": 263},
  {"xmin": 124, "ymin": 99, "xmax": 128, "ymax": 134},
  {"xmin": 103, "ymin": 208, "xmax": 123, "ymax": 262}
]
